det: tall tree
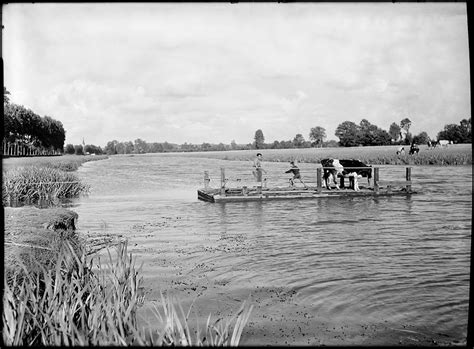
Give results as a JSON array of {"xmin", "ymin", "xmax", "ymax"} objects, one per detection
[
  {"xmin": 400, "ymin": 118, "xmax": 412, "ymax": 140},
  {"xmin": 437, "ymin": 118, "xmax": 472, "ymax": 143},
  {"xmin": 104, "ymin": 140, "xmax": 118, "ymax": 155},
  {"xmin": 254, "ymin": 129, "xmax": 265, "ymax": 149},
  {"xmin": 358, "ymin": 119, "xmax": 391, "ymax": 146},
  {"xmin": 335, "ymin": 121, "xmax": 359, "ymax": 147},
  {"xmin": 389, "ymin": 122, "xmax": 401, "ymax": 142},
  {"xmin": 65, "ymin": 144, "xmax": 75, "ymax": 154},
  {"xmin": 412, "ymin": 131, "xmax": 430, "ymax": 144},
  {"xmin": 292, "ymin": 133, "xmax": 305, "ymax": 148},
  {"xmin": 309, "ymin": 126, "xmax": 326, "ymax": 147},
  {"xmin": 134, "ymin": 138, "xmax": 148, "ymax": 153}
]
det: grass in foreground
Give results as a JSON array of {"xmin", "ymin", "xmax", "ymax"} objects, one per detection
[{"xmin": 3, "ymin": 241, "xmax": 253, "ymax": 346}]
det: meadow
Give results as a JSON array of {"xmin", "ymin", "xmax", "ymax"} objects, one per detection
[{"xmin": 171, "ymin": 144, "xmax": 472, "ymax": 166}]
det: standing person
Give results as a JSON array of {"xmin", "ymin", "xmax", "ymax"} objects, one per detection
[
  {"xmin": 252, "ymin": 153, "xmax": 267, "ymax": 184},
  {"xmin": 409, "ymin": 142, "xmax": 419, "ymax": 155},
  {"xmin": 285, "ymin": 161, "xmax": 308, "ymax": 188}
]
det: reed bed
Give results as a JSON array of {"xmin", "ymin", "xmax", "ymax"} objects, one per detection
[
  {"xmin": 2, "ymin": 166, "xmax": 90, "ymax": 205},
  {"xmin": 3, "ymin": 241, "xmax": 253, "ymax": 346},
  {"xmin": 170, "ymin": 144, "xmax": 472, "ymax": 166},
  {"xmin": 2, "ymin": 155, "xmax": 109, "ymax": 172}
]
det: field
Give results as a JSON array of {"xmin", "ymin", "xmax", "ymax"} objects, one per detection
[{"xmin": 169, "ymin": 144, "xmax": 472, "ymax": 166}]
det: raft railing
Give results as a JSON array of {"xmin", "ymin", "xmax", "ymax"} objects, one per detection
[{"xmin": 203, "ymin": 166, "xmax": 413, "ymax": 196}]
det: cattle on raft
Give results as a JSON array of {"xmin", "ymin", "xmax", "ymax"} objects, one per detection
[{"xmin": 321, "ymin": 158, "xmax": 372, "ymax": 191}]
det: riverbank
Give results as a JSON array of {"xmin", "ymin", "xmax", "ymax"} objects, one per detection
[
  {"xmin": 2, "ymin": 154, "xmax": 252, "ymax": 345},
  {"xmin": 155, "ymin": 144, "xmax": 472, "ymax": 166}
]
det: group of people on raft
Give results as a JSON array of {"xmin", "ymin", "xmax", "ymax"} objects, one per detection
[
  {"xmin": 396, "ymin": 141, "xmax": 420, "ymax": 156},
  {"xmin": 252, "ymin": 152, "xmax": 307, "ymax": 188}
]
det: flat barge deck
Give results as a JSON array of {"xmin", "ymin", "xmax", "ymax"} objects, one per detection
[{"xmin": 197, "ymin": 166, "xmax": 415, "ymax": 203}]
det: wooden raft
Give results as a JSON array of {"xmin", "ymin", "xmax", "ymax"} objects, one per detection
[{"xmin": 197, "ymin": 167, "xmax": 415, "ymax": 203}]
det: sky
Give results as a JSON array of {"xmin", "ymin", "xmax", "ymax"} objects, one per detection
[{"xmin": 2, "ymin": 2, "xmax": 470, "ymax": 147}]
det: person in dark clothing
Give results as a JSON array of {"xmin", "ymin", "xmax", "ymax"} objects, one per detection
[{"xmin": 285, "ymin": 161, "xmax": 308, "ymax": 188}]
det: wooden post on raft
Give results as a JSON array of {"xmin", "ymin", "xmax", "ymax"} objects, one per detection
[
  {"xmin": 373, "ymin": 167, "xmax": 380, "ymax": 193},
  {"xmin": 220, "ymin": 167, "xmax": 226, "ymax": 196},
  {"xmin": 316, "ymin": 168, "xmax": 322, "ymax": 193},
  {"xmin": 406, "ymin": 167, "xmax": 412, "ymax": 192},
  {"xmin": 204, "ymin": 171, "xmax": 210, "ymax": 189}
]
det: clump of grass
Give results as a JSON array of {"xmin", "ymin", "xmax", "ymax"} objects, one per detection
[
  {"xmin": 3, "ymin": 241, "xmax": 253, "ymax": 346},
  {"xmin": 141, "ymin": 293, "xmax": 253, "ymax": 346},
  {"xmin": 2, "ymin": 166, "xmax": 90, "ymax": 205},
  {"xmin": 2, "ymin": 155, "xmax": 109, "ymax": 172}
]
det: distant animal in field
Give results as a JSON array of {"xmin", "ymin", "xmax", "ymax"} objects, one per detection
[
  {"xmin": 320, "ymin": 158, "xmax": 372, "ymax": 190},
  {"xmin": 396, "ymin": 146, "xmax": 405, "ymax": 155},
  {"xmin": 427, "ymin": 140, "xmax": 439, "ymax": 149},
  {"xmin": 438, "ymin": 140, "xmax": 451, "ymax": 147}
]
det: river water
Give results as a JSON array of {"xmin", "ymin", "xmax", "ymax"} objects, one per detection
[{"xmin": 73, "ymin": 153, "xmax": 471, "ymax": 345}]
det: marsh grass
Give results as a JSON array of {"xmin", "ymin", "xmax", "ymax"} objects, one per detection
[
  {"xmin": 141, "ymin": 293, "xmax": 253, "ymax": 346},
  {"xmin": 2, "ymin": 155, "xmax": 109, "ymax": 172},
  {"xmin": 3, "ymin": 241, "xmax": 253, "ymax": 346},
  {"xmin": 2, "ymin": 166, "xmax": 90, "ymax": 205}
]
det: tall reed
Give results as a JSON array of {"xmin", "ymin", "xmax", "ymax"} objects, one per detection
[
  {"xmin": 3, "ymin": 241, "xmax": 253, "ymax": 346},
  {"xmin": 2, "ymin": 166, "xmax": 90, "ymax": 205}
]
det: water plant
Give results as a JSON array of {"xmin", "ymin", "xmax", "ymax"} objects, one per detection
[
  {"xmin": 2, "ymin": 155, "xmax": 109, "ymax": 172},
  {"xmin": 2, "ymin": 166, "xmax": 90, "ymax": 205},
  {"xmin": 3, "ymin": 241, "xmax": 253, "ymax": 346}
]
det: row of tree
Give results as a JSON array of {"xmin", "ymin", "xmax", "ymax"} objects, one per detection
[
  {"xmin": 3, "ymin": 87, "xmax": 66, "ymax": 152},
  {"xmin": 437, "ymin": 118, "xmax": 471, "ymax": 144},
  {"xmin": 254, "ymin": 117, "xmax": 471, "ymax": 149},
  {"xmin": 102, "ymin": 115, "xmax": 470, "ymax": 156},
  {"xmin": 64, "ymin": 144, "xmax": 104, "ymax": 155}
]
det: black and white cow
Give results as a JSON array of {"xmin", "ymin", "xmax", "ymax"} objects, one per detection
[{"xmin": 320, "ymin": 158, "xmax": 372, "ymax": 191}]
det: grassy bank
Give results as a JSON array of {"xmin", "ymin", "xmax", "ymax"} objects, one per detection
[{"xmin": 166, "ymin": 144, "xmax": 472, "ymax": 165}]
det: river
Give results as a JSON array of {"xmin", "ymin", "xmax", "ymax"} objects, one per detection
[{"xmin": 73, "ymin": 153, "xmax": 471, "ymax": 346}]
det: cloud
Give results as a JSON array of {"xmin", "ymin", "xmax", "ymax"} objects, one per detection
[{"xmin": 3, "ymin": 3, "xmax": 469, "ymax": 146}]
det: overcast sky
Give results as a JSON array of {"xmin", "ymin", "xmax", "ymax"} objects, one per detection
[{"xmin": 3, "ymin": 3, "xmax": 470, "ymax": 147}]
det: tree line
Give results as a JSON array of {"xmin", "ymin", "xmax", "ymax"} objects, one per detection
[
  {"xmin": 102, "ymin": 116, "xmax": 471, "ymax": 156},
  {"xmin": 3, "ymin": 88, "xmax": 66, "ymax": 152}
]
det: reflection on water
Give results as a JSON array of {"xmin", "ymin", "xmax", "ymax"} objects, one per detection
[
  {"xmin": 6, "ymin": 197, "xmax": 81, "ymax": 209},
  {"xmin": 73, "ymin": 154, "xmax": 470, "ymax": 342}
]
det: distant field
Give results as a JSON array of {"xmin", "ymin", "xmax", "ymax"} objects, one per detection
[{"xmin": 164, "ymin": 144, "xmax": 472, "ymax": 165}]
